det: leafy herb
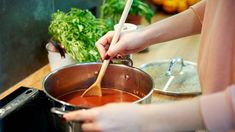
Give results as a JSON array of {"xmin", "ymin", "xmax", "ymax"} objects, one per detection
[
  {"xmin": 48, "ymin": 8, "xmax": 112, "ymax": 62},
  {"xmin": 100, "ymin": 0, "xmax": 154, "ymax": 25}
]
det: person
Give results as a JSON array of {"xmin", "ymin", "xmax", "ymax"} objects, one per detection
[{"xmin": 63, "ymin": 0, "xmax": 235, "ymax": 131}]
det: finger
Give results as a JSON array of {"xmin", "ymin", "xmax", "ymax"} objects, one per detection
[
  {"xmin": 82, "ymin": 122, "xmax": 101, "ymax": 132},
  {"xmin": 107, "ymin": 41, "xmax": 125, "ymax": 57},
  {"xmin": 96, "ymin": 31, "xmax": 114, "ymax": 46},
  {"xmin": 96, "ymin": 43, "xmax": 107, "ymax": 60},
  {"xmin": 96, "ymin": 31, "xmax": 115, "ymax": 59},
  {"xmin": 63, "ymin": 109, "xmax": 98, "ymax": 122}
]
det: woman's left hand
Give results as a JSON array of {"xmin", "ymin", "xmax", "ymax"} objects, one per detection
[{"xmin": 63, "ymin": 103, "xmax": 146, "ymax": 132}]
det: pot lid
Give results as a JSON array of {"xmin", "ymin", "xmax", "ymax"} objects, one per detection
[{"xmin": 139, "ymin": 58, "xmax": 201, "ymax": 96}]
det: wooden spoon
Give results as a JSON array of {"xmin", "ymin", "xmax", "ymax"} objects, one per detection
[{"xmin": 81, "ymin": 0, "xmax": 133, "ymax": 97}]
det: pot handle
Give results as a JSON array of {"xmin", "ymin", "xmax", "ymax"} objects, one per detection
[
  {"xmin": 111, "ymin": 55, "xmax": 133, "ymax": 67},
  {"xmin": 51, "ymin": 107, "xmax": 67, "ymax": 116},
  {"xmin": 97, "ymin": 54, "xmax": 133, "ymax": 67},
  {"xmin": 165, "ymin": 57, "xmax": 185, "ymax": 76},
  {"xmin": 51, "ymin": 107, "xmax": 83, "ymax": 132}
]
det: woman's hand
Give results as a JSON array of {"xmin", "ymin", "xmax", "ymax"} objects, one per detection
[
  {"xmin": 96, "ymin": 30, "xmax": 148, "ymax": 60},
  {"xmin": 63, "ymin": 103, "xmax": 147, "ymax": 132},
  {"xmin": 63, "ymin": 98, "xmax": 206, "ymax": 132}
]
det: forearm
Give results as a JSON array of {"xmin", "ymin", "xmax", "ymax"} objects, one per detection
[
  {"xmin": 142, "ymin": 98, "xmax": 205, "ymax": 131},
  {"xmin": 141, "ymin": 85, "xmax": 235, "ymax": 131},
  {"xmin": 200, "ymin": 85, "xmax": 235, "ymax": 131},
  {"xmin": 140, "ymin": 5, "xmax": 204, "ymax": 46}
]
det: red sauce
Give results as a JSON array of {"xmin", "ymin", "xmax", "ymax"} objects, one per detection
[{"xmin": 58, "ymin": 88, "xmax": 141, "ymax": 107}]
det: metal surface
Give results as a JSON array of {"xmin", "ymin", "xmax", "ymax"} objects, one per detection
[
  {"xmin": 165, "ymin": 57, "xmax": 184, "ymax": 76},
  {"xmin": 111, "ymin": 57, "xmax": 133, "ymax": 67},
  {"xmin": 43, "ymin": 63, "xmax": 154, "ymax": 132},
  {"xmin": 43, "ymin": 63, "xmax": 154, "ymax": 107},
  {"xmin": 51, "ymin": 107, "xmax": 81, "ymax": 132},
  {"xmin": 139, "ymin": 58, "xmax": 201, "ymax": 96},
  {"xmin": 0, "ymin": 88, "xmax": 39, "ymax": 119}
]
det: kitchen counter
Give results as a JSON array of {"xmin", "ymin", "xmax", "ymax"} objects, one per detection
[{"xmin": 0, "ymin": 34, "xmax": 200, "ymax": 103}]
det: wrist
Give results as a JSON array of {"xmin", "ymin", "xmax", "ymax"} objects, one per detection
[
  {"xmin": 140, "ymin": 24, "xmax": 165, "ymax": 46},
  {"xmin": 136, "ymin": 28, "xmax": 151, "ymax": 48}
]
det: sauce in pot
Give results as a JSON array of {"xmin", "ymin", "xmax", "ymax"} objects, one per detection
[{"xmin": 58, "ymin": 88, "xmax": 141, "ymax": 107}]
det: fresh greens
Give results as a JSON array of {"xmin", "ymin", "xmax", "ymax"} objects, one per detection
[
  {"xmin": 100, "ymin": 0, "xmax": 154, "ymax": 25},
  {"xmin": 48, "ymin": 8, "xmax": 112, "ymax": 62}
]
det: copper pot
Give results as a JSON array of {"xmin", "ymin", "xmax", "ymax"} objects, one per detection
[{"xmin": 42, "ymin": 63, "xmax": 154, "ymax": 132}]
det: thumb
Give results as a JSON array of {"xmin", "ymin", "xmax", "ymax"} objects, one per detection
[{"xmin": 63, "ymin": 109, "xmax": 99, "ymax": 122}]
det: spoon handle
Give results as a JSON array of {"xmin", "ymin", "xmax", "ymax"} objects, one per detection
[
  {"xmin": 96, "ymin": 59, "xmax": 110, "ymax": 83},
  {"xmin": 109, "ymin": 0, "xmax": 133, "ymax": 49},
  {"xmin": 82, "ymin": 0, "xmax": 133, "ymax": 97},
  {"xmin": 97, "ymin": 0, "xmax": 133, "ymax": 82}
]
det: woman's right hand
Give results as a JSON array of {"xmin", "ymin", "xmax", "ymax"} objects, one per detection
[{"xmin": 96, "ymin": 30, "xmax": 148, "ymax": 60}]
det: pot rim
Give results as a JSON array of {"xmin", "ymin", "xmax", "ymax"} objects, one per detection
[{"xmin": 42, "ymin": 62, "xmax": 154, "ymax": 108}]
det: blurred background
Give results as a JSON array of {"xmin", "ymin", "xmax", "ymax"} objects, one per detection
[{"xmin": 0, "ymin": 0, "xmax": 200, "ymax": 93}]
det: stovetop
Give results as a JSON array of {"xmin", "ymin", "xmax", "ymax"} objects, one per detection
[{"xmin": 0, "ymin": 86, "xmax": 57, "ymax": 132}]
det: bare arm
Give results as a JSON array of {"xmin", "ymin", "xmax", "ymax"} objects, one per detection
[
  {"xmin": 141, "ymin": 98, "xmax": 205, "ymax": 131},
  {"xmin": 141, "ymin": 85, "xmax": 235, "ymax": 131},
  {"xmin": 95, "ymin": 1, "xmax": 206, "ymax": 58},
  {"xmin": 141, "ymin": 0, "xmax": 206, "ymax": 46}
]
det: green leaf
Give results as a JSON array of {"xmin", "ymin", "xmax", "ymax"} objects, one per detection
[
  {"xmin": 48, "ymin": 8, "xmax": 113, "ymax": 62},
  {"xmin": 100, "ymin": 0, "xmax": 154, "ymax": 24}
]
